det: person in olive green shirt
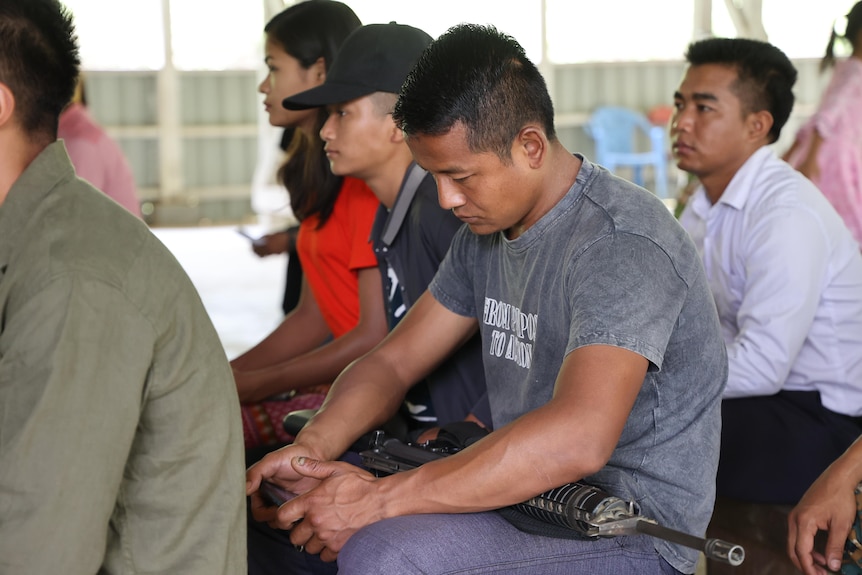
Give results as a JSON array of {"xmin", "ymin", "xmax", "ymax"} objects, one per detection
[{"xmin": 0, "ymin": 1, "xmax": 247, "ymax": 573}]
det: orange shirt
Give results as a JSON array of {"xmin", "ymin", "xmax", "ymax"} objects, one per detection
[{"xmin": 296, "ymin": 177, "xmax": 380, "ymax": 337}]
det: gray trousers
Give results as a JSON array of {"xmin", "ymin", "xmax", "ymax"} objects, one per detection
[{"xmin": 337, "ymin": 512, "xmax": 684, "ymax": 575}]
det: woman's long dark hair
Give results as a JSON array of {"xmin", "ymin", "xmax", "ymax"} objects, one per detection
[
  {"xmin": 265, "ymin": 0, "xmax": 361, "ymax": 226},
  {"xmin": 821, "ymin": 1, "xmax": 862, "ymax": 72}
]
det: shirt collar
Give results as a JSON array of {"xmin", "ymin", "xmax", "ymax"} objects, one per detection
[
  {"xmin": 0, "ymin": 141, "xmax": 75, "ymax": 268},
  {"xmin": 690, "ymin": 146, "xmax": 775, "ymax": 217}
]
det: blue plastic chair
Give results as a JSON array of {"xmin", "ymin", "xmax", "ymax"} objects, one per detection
[{"xmin": 584, "ymin": 106, "xmax": 669, "ymax": 198}]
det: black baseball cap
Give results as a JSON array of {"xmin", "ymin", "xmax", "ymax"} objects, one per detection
[{"xmin": 282, "ymin": 22, "xmax": 432, "ymax": 110}]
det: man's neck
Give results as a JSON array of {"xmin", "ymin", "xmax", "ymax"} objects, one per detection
[
  {"xmin": 0, "ymin": 131, "xmax": 44, "ymax": 207},
  {"xmin": 701, "ymin": 174, "xmax": 734, "ymax": 205},
  {"xmin": 541, "ymin": 144, "xmax": 581, "ymax": 207},
  {"xmin": 700, "ymin": 146, "xmax": 763, "ymax": 205},
  {"xmin": 505, "ymin": 144, "xmax": 581, "ymax": 241},
  {"xmin": 363, "ymin": 150, "xmax": 415, "ymax": 210}
]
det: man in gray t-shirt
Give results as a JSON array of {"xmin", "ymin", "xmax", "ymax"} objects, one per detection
[
  {"xmin": 247, "ymin": 24, "xmax": 726, "ymax": 575},
  {"xmin": 427, "ymin": 154, "xmax": 726, "ymax": 572}
]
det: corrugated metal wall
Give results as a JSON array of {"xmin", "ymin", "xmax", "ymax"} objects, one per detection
[{"xmin": 81, "ymin": 58, "xmax": 830, "ymax": 225}]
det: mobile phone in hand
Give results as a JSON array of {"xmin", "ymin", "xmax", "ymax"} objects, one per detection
[
  {"xmin": 260, "ymin": 481, "xmax": 298, "ymax": 507},
  {"xmin": 236, "ymin": 227, "xmax": 267, "ymax": 248}
]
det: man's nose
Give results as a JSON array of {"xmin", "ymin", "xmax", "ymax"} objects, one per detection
[
  {"xmin": 436, "ymin": 177, "xmax": 465, "ymax": 211},
  {"xmin": 320, "ymin": 114, "xmax": 335, "ymax": 141}
]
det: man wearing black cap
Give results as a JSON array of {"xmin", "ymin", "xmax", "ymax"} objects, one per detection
[{"xmin": 246, "ymin": 22, "xmax": 490, "ymax": 575}]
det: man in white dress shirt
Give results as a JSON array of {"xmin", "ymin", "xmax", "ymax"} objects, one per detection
[{"xmin": 673, "ymin": 37, "xmax": 862, "ymax": 504}]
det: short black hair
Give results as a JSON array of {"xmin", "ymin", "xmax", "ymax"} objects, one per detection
[
  {"xmin": 393, "ymin": 23, "xmax": 555, "ymax": 162},
  {"xmin": 0, "ymin": 0, "xmax": 80, "ymax": 142},
  {"xmin": 684, "ymin": 37, "xmax": 796, "ymax": 143}
]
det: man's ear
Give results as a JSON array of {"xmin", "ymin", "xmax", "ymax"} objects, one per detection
[
  {"xmin": 515, "ymin": 125, "xmax": 547, "ymax": 169},
  {"xmin": 746, "ymin": 109, "xmax": 773, "ymax": 143},
  {"xmin": 389, "ymin": 116, "xmax": 406, "ymax": 144},
  {"xmin": 0, "ymin": 82, "xmax": 15, "ymax": 129}
]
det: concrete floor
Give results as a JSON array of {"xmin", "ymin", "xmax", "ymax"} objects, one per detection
[{"xmin": 153, "ymin": 225, "xmax": 287, "ymax": 361}]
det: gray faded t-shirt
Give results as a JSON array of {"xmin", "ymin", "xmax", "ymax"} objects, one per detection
[{"xmin": 429, "ymin": 157, "xmax": 726, "ymax": 573}]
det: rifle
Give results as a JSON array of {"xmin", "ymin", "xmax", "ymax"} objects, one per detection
[{"xmin": 282, "ymin": 410, "xmax": 745, "ymax": 567}]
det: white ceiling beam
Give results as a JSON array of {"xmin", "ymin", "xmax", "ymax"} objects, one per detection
[
  {"xmin": 723, "ymin": 0, "xmax": 768, "ymax": 40},
  {"xmin": 693, "ymin": 0, "xmax": 713, "ymax": 39},
  {"xmin": 264, "ymin": 0, "xmax": 287, "ymax": 22},
  {"xmin": 159, "ymin": 0, "xmax": 183, "ymax": 199}
]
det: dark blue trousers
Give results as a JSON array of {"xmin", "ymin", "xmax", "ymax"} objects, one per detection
[{"xmin": 717, "ymin": 390, "xmax": 862, "ymax": 504}]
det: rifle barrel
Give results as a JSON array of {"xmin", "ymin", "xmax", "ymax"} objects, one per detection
[{"xmin": 636, "ymin": 520, "xmax": 745, "ymax": 566}]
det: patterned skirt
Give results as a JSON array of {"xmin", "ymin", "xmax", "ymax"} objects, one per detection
[{"xmin": 241, "ymin": 391, "xmax": 327, "ymax": 448}]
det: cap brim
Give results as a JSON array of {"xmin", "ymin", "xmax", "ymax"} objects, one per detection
[{"xmin": 282, "ymin": 82, "xmax": 377, "ymax": 110}]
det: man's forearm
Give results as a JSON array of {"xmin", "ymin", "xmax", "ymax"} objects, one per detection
[
  {"xmin": 372, "ymin": 400, "xmax": 613, "ymax": 521},
  {"xmin": 294, "ymin": 355, "xmax": 412, "ymax": 461},
  {"xmin": 374, "ymin": 346, "xmax": 644, "ymax": 518},
  {"xmin": 825, "ymin": 436, "xmax": 862, "ymax": 490}
]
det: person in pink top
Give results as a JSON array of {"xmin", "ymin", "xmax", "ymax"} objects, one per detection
[
  {"xmin": 785, "ymin": 2, "xmax": 862, "ymax": 249},
  {"xmin": 58, "ymin": 76, "xmax": 142, "ymax": 217}
]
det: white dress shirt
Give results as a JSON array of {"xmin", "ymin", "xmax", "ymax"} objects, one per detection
[{"xmin": 680, "ymin": 146, "xmax": 862, "ymax": 416}]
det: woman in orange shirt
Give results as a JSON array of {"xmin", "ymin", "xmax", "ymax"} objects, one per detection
[{"xmin": 233, "ymin": 1, "xmax": 387, "ymax": 449}]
